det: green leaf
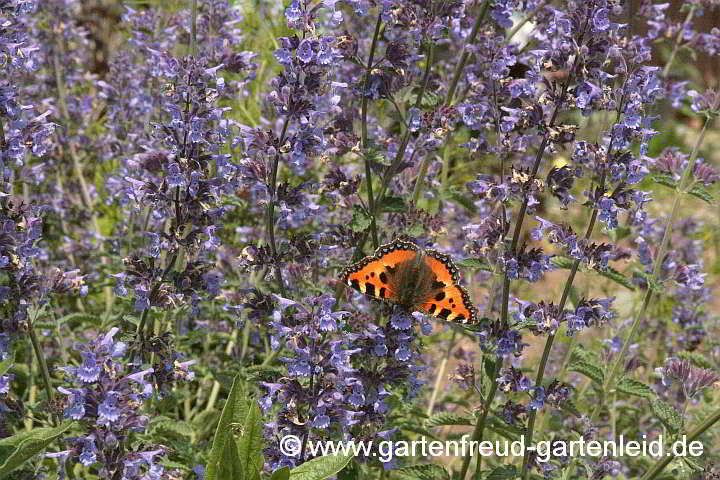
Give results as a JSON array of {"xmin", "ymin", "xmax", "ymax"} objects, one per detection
[
  {"xmin": 153, "ymin": 418, "xmax": 194, "ymax": 440},
  {"xmin": 455, "ymin": 258, "xmax": 492, "ymax": 271},
  {"xmin": 425, "ymin": 413, "xmax": 473, "ymax": 428},
  {"xmin": 651, "ymin": 174, "xmax": 677, "ymax": 189},
  {"xmin": 597, "ymin": 266, "xmax": 635, "ymax": 291},
  {"xmin": 0, "ymin": 422, "xmax": 74, "ymax": 477},
  {"xmin": 616, "ymin": 378, "xmax": 654, "ymax": 399},
  {"xmin": 394, "ymin": 464, "xmax": 450, "ymax": 480},
  {"xmin": 270, "ymin": 467, "xmax": 291, "ymax": 480},
  {"xmin": 676, "ymin": 351, "xmax": 715, "ymax": 370},
  {"xmin": 207, "ymin": 375, "xmax": 248, "ymax": 480},
  {"xmin": 217, "ymin": 436, "xmax": 244, "ymax": 480},
  {"xmin": 551, "ymin": 256, "xmax": 577, "ymax": 270},
  {"xmin": 289, "ymin": 453, "xmax": 353, "ymax": 480},
  {"xmin": 0, "ymin": 354, "xmax": 14, "ymax": 377},
  {"xmin": 349, "ymin": 206, "xmax": 372, "ymax": 233},
  {"xmin": 568, "ymin": 360, "xmax": 604, "ymax": 385},
  {"xmin": 441, "ymin": 187, "xmax": 477, "ymax": 213},
  {"xmin": 378, "ymin": 196, "xmax": 407, "ymax": 213},
  {"xmin": 485, "ymin": 416, "xmax": 523, "ymax": 441},
  {"xmin": 237, "ymin": 402, "xmax": 264, "ymax": 480},
  {"xmin": 688, "ymin": 184, "xmax": 715, "ymax": 204},
  {"xmin": 482, "ymin": 465, "xmax": 518, "ymax": 480},
  {"xmin": 650, "ymin": 399, "xmax": 683, "ymax": 433},
  {"xmin": 408, "ymin": 90, "xmax": 440, "ymax": 108},
  {"xmin": 484, "ymin": 357, "xmax": 497, "ymax": 381}
]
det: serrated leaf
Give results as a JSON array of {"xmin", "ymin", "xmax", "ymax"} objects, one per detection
[
  {"xmin": 483, "ymin": 465, "xmax": 518, "ymax": 480},
  {"xmin": 651, "ymin": 174, "xmax": 677, "ymax": 189},
  {"xmin": 289, "ymin": 453, "xmax": 353, "ymax": 480},
  {"xmin": 568, "ymin": 360, "xmax": 604, "ymax": 385},
  {"xmin": 270, "ymin": 467, "xmax": 290, "ymax": 480},
  {"xmin": 617, "ymin": 378, "xmax": 654, "ymax": 399},
  {"xmin": 485, "ymin": 416, "xmax": 523, "ymax": 441},
  {"xmin": 394, "ymin": 463, "xmax": 450, "ymax": 480},
  {"xmin": 207, "ymin": 375, "xmax": 248, "ymax": 480},
  {"xmin": 237, "ymin": 402, "xmax": 264, "ymax": 480},
  {"xmin": 551, "ymin": 256, "xmax": 577, "ymax": 270},
  {"xmin": 408, "ymin": 90, "xmax": 440, "ymax": 108},
  {"xmin": 217, "ymin": 436, "xmax": 244, "ymax": 480},
  {"xmin": 425, "ymin": 413, "xmax": 473, "ymax": 428},
  {"xmin": 455, "ymin": 258, "xmax": 492, "ymax": 271},
  {"xmin": 378, "ymin": 196, "xmax": 407, "ymax": 213},
  {"xmin": 689, "ymin": 185, "xmax": 714, "ymax": 204},
  {"xmin": 0, "ymin": 422, "xmax": 74, "ymax": 477},
  {"xmin": 349, "ymin": 205, "xmax": 372, "ymax": 233},
  {"xmin": 676, "ymin": 351, "xmax": 715, "ymax": 370},
  {"xmin": 597, "ymin": 266, "xmax": 635, "ymax": 291},
  {"xmin": 154, "ymin": 419, "xmax": 194, "ymax": 440},
  {"xmin": 650, "ymin": 398, "xmax": 683, "ymax": 433}
]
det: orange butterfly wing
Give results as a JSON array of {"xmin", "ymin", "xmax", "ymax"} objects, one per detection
[
  {"xmin": 420, "ymin": 251, "xmax": 477, "ymax": 324},
  {"xmin": 342, "ymin": 238, "xmax": 417, "ymax": 301}
]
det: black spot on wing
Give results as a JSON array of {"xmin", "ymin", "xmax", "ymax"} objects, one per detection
[
  {"xmin": 386, "ymin": 265, "xmax": 397, "ymax": 276},
  {"xmin": 379, "ymin": 287, "xmax": 386, "ymax": 298},
  {"xmin": 455, "ymin": 314, "xmax": 466, "ymax": 322},
  {"xmin": 428, "ymin": 304, "xmax": 436, "ymax": 314},
  {"xmin": 366, "ymin": 283, "xmax": 376, "ymax": 296},
  {"xmin": 379, "ymin": 272, "xmax": 388, "ymax": 284},
  {"xmin": 438, "ymin": 308, "xmax": 452, "ymax": 320},
  {"xmin": 432, "ymin": 281, "xmax": 445, "ymax": 289},
  {"xmin": 435, "ymin": 291, "xmax": 445, "ymax": 301}
]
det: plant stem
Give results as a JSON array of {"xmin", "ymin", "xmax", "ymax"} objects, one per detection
[
  {"xmin": 190, "ymin": 0, "xmax": 198, "ymax": 56},
  {"xmin": 28, "ymin": 324, "xmax": 58, "ymax": 426},
  {"xmin": 426, "ymin": 329, "xmax": 456, "ymax": 416},
  {"xmin": 53, "ymin": 36, "xmax": 113, "ymax": 313},
  {"xmin": 561, "ymin": 98, "xmax": 718, "ymax": 480},
  {"xmin": 594, "ymin": 105, "xmax": 714, "ymax": 420},
  {"xmin": 458, "ymin": 357, "xmax": 500, "ymax": 479},
  {"xmin": 266, "ymin": 114, "xmax": 290, "ymax": 294},
  {"xmin": 136, "ymin": 249, "xmax": 180, "ymax": 349},
  {"xmin": 640, "ymin": 407, "xmax": 720, "ymax": 480},
  {"xmin": 506, "ymin": 0, "xmax": 550, "ymax": 41},
  {"xmin": 520, "ymin": 93, "xmax": 624, "ymax": 478},
  {"xmin": 445, "ymin": 0, "xmax": 491, "ymax": 106},
  {"xmin": 360, "ymin": 13, "xmax": 383, "ymax": 249},
  {"xmin": 351, "ymin": 37, "xmax": 437, "ymax": 260},
  {"xmin": 409, "ymin": 42, "xmax": 437, "ymax": 206},
  {"xmin": 661, "ymin": 5, "xmax": 696, "ymax": 79}
]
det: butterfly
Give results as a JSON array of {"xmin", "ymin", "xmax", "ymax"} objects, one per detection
[{"xmin": 342, "ymin": 237, "xmax": 477, "ymax": 324}]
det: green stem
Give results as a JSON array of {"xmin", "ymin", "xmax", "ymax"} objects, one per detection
[
  {"xmin": 360, "ymin": 13, "xmax": 383, "ymax": 249},
  {"xmin": 640, "ymin": 407, "xmax": 720, "ymax": 480},
  {"xmin": 136, "ymin": 249, "xmax": 180, "ymax": 348},
  {"xmin": 28, "ymin": 325, "xmax": 58, "ymax": 426},
  {"xmin": 409, "ymin": 43, "xmax": 436, "ymax": 206},
  {"xmin": 661, "ymin": 5, "xmax": 696, "ymax": 79},
  {"xmin": 266, "ymin": 115, "xmax": 290, "ymax": 294},
  {"xmin": 351, "ymin": 38, "xmax": 437, "ymax": 260},
  {"xmin": 190, "ymin": 0, "xmax": 198, "ymax": 56},
  {"xmin": 53, "ymin": 36, "xmax": 113, "ymax": 312},
  {"xmin": 426, "ymin": 329, "xmax": 456, "ymax": 416},
  {"xmin": 458, "ymin": 358, "xmax": 500, "ymax": 479},
  {"xmin": 595, "ymin": 107, "xmax": 714, "ymax": 419},
  {"xmin": 445, "ymin": 0, "xmax": 491, "ymax": 106},
  {"xmin": 506, "ymin": 0, "xmax": 551, "ymax": 41},
  {"xmin": 521, "ymin": 93, "xmax": 624, "ymax": 479},
  {"xmin": 561, "ymin": 99, "xmax": 718, "ymax": 480}
]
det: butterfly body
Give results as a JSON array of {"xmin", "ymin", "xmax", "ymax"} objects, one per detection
[{"xmin": 342, "ymin": 238, "xmax": 477, "ymax": 324}]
